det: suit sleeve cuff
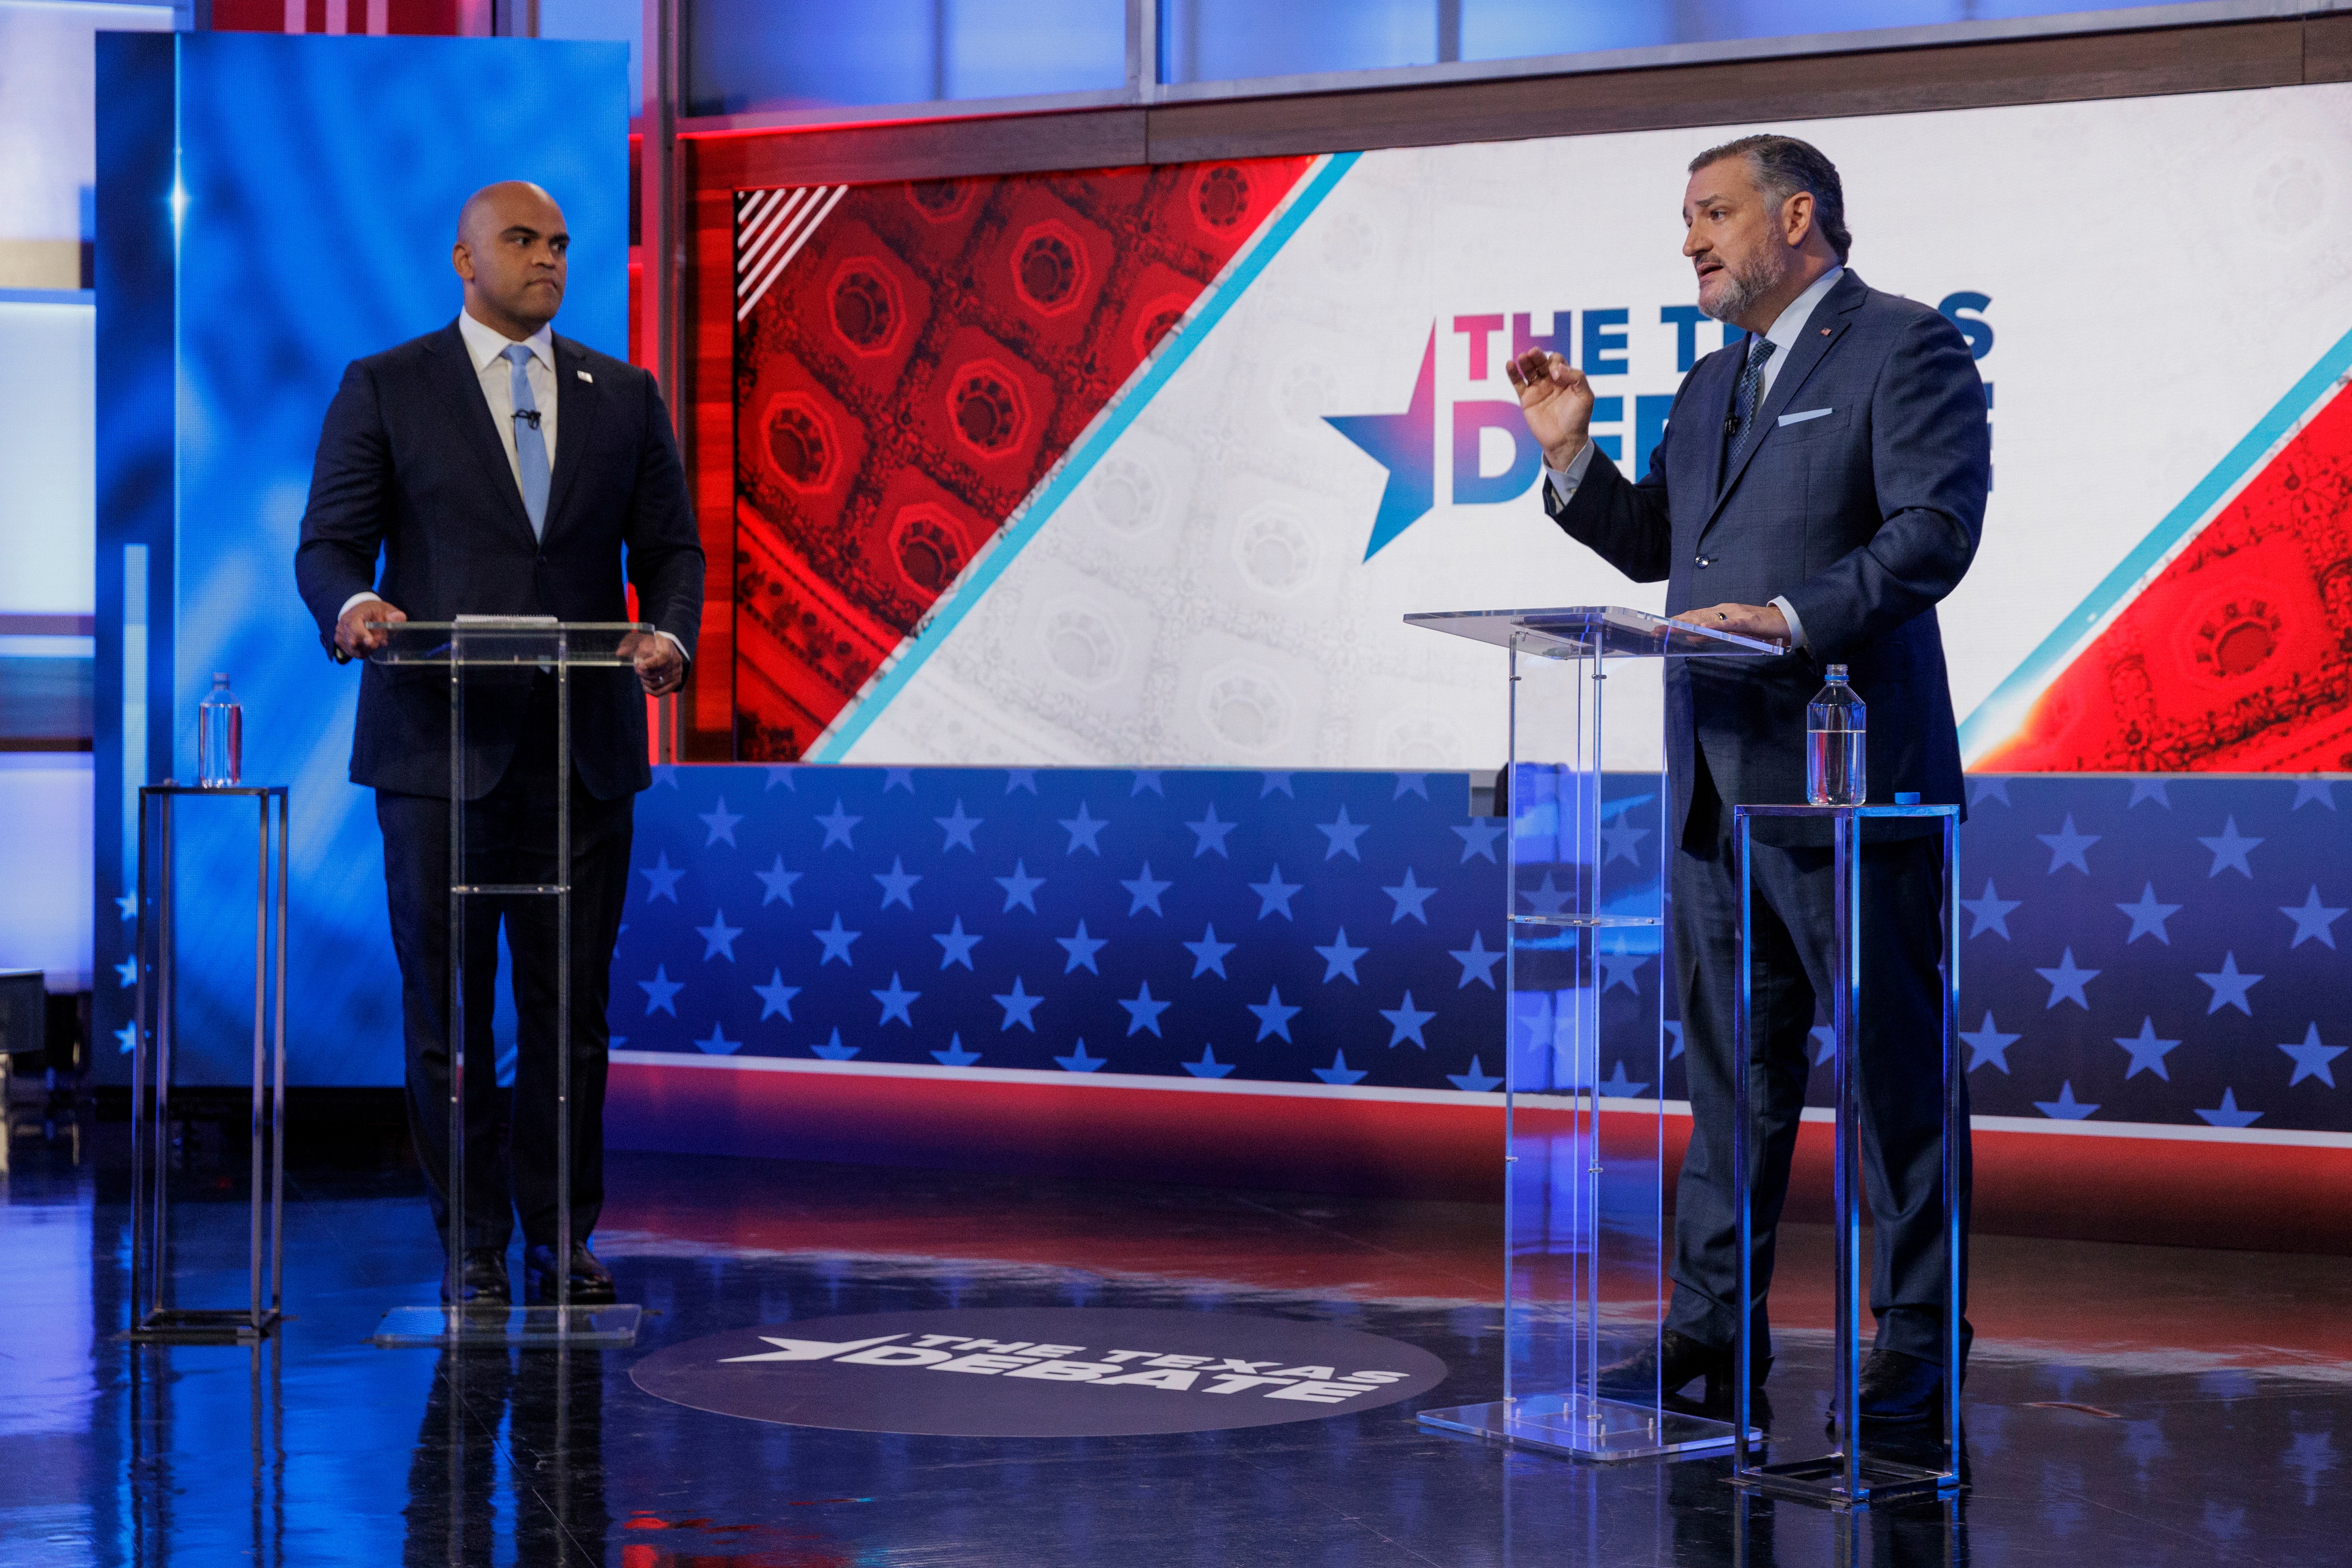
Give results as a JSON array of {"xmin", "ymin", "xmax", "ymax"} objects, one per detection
[
  {"xmin": 338, "ymin": 590, "xmax": 383, "ymax": 620},
  {"xmin": 655, "ymin": 629, "xmax": 690, "ymax": 667},
  {"xmin": 1768, "ymin": 594, "xmax": 1807, "ymax": 650},
  {"xmin": 1543, "ymin": 438, "xmax": 1596, "ymax": 504}
]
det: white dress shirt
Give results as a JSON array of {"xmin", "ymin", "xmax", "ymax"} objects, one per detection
[
  {"xmin": 340, "ymin": 310, "xmax": 686, "ymax": 665},
  {"xmin": 1543, "ymin": 265, "xmax": 1846, "ymax": 648}
]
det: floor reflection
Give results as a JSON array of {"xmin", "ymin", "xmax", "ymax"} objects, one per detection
[{"xmin": 1, "ymin": 1118, "xmax": 2348, "ymax": 1566}]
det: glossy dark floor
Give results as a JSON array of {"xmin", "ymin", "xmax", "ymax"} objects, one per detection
[{"xmin": 5, "ymin": 1116, "xmax": 2349, "ymax": 1567}]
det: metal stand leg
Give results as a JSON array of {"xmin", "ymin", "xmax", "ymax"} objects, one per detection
[{"xmin": 1729, "ymin": 802, "xmax": 1963, "ymax": 1509}]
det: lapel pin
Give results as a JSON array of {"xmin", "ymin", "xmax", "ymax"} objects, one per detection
[
  {"xmin": 577, "ymin": 369, "xmax": 594, "ymax": 382},
  {"xmin": 1819, "ymin": 328, "xmax": 1832, "ymax": 336}
]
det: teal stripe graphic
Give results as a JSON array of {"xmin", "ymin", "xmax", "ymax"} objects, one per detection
[
  {"xmin": 811, "ymin": 151, "xmax": 1364, "ymax": 762},
  {"xmin": 1958, "ymin": 323, "xmax": 2352, "ymax": 761}
]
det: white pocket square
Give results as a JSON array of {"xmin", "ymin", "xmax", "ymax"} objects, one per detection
[{"xmin": 1778, "ymin": 407, "xmax": 1832, "ymax": 426}]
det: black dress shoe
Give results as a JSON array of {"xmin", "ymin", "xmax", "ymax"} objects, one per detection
[
  {"xmin": 524, "ymin": 1241, "xmax": 617, "ymax": 1305},
  {"xmin": 1595, "ymin": 1328, "xmax": 1768, "ymax": 1403},
  {"xmin": 1857, "ymin": 1348, "xmax": 1946, "ymax": 1424},
  {"xmin": 440, "ymin": 1247, "xmax": 511, "ymax": 1307}
]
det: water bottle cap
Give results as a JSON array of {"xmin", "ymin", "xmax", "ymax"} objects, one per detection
[
  {"xmin": 1825, "ymin": 664, "xmax": 1847, "ymax": 680},
  {"xmin": 212, "ymin": 672, "xmax": 229, "ymax": 684}
]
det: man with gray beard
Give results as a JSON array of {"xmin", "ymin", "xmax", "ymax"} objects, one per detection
[{"xmin": 1507, "ymin": 135, "xmax": 1988, "ymax": 1423}]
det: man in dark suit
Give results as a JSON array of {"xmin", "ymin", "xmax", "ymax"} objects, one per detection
[
  {"xmin": 295, "ymin": 182, "xmax": 703, "ymax": 1307},
  {"xmin": 1508, "ymin": 136, "xmax": 1987, "ymax": 1421}
]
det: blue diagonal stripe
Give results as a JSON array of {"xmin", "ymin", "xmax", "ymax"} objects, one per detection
[{"xmin": 810, "ymin": 151, "xmax": 1363, "ymax": 761}]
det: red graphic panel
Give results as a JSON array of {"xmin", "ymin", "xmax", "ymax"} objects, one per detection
[
  {"xmin": 732, "ymin": 158, "xmax": 1317, "ymax": 760},
  {"xmin": 1981, "ymin": 383, "xmax": 2352, "ymax": 772}
]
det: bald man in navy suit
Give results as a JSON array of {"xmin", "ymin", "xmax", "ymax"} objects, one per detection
[
  {"xmin": 296, "ymin": 182, "xmax": 704, "ymax": 1309},
  {"xmin": 1510, "ymin": 135, "xmax": 1987, "ymax": 1424}
]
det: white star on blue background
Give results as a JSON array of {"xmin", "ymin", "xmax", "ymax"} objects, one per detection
[
  {"xmin": 2279, "ymin": 1023, "xmax": 2342, "ymax": 1088},
  {"xmin": 2196, "ymin": 952, "xmax": 2262, "ymax": 1016}
]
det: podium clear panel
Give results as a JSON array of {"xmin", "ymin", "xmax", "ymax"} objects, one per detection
[
  {"xmin": 1406, "ymin": 607, "xmax": 1776, "ymax": 1462},
  {"xmin": 364, "ymin": 620, "xmax": 655, "ymax": 1349}
]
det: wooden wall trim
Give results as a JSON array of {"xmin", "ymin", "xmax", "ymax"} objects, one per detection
[{"xmin": 683, "ymin": 17, "xmax": 2333, "ymax": 189}]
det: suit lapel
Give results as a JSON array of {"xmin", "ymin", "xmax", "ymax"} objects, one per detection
[
  {"xmin": 428, "ymin": 322, "xmax": 539, "ymax": 550},
  {"xmin": 1696, "ymin": 342, "xmax": 1743, "ymax": 503},
  {"xmin": 1702, "ymin": 270, "xmax": 1868, "ymax": 533},
  {"xmin": 542, "ymin": 336, "xmax": 601, "ymax": 543}
]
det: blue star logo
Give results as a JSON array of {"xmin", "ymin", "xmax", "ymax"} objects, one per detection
[
  {"xmin": 1959, "ymin": 879, "xmax": 2021, "ymax": 939},
  {"xmin": 1246, "ymin": 985, "xmax": 1301, "ymax": 1042},
  {"xmin": 763, "ymin": 764, "xmax": 798, "ymax": 791},
  {"xmin": 815, "ymin": 800, "xmax": 863, "ymax": 850},
  {"xmin": 2195, "ymin": 952, "xmax": 2262, "ymax": 1016},
  {"xmin": 2280, "ymin": 886, "xmax": 2345, "ymax": 949},
  {"xmin": 2034, "ymin": 1080, "xmax": 2099, "ymax": 1120},
  {"xmin": 1599, "ymin": 821, "xmax": 1649, "ymax": 866},
  {"xmin": 883, "ymin": 768, "xmax": 915, "ymax": 793},
  {"xmin": 2195, "ymin": 1088, "xmax": 2261, "ymax": 1128},
  {"xmin": 2292, "ymin": 779, "xmax": 2336, "ymax": 811},
  {"xmin": 1004, "ymin": 769, "xmax": 1038, "ymax": 795},
  {"xmin": 1382, "ymin": 868, "xmax": 1437, "ymax": 925},
  {"xmin": 698, "ymin": 797, "xmax": 742, "ymax": 846},
  {"xmin": 1380, "ymin": 991, "xmax": 1435, "ymax": 1048},
  {"xmin": 2114, "ymin": 883, "xmax": 2181, "ymax": 945},
  {"xmin": 1325, "ymin": 325, "xmax": 1437, "ymax": 561},
  {"xmin": 1597, "ymin": 1060, "xmax": 1648, "ymax": 1098},
  {"xmin": 871, "ymin": 972, "xmax": 919, "ymax": 1027},
  {"xmin": 1059, "ymin": 802, "xmax": 1108, "ymax": 855},
  {"xmin": 1968, "ymin": 776, "xmax": 2011, "ymax": 806},
  {"xmin": 1131, "ymin": 770, "xmax": 1164, "ymax": 796},
  {"xmin": 638, "ymin": 965, "xmax": 683, "ymax": 1016},
  {"xmin": 1182, "ymin": 923, "xmax": 1236, "ymax": 979},
  {"xmin": 2113, "ymin": 1016, "xmax": 2181, "ymax": 1081},
  {"xmin": 1314, "ymin": 927, "xmax": 1369, "ymax": 983},
  {"xmin": 1119, "ymin": 862, "xmax": 1172, "ymax": 916},
  {"xmin": 1118, "ymin": 982, "xmax": 1171, "ymax": 1037},
  {"xmin": 1448, "ymin": 930, "xmax": 1503, "ymax": 989},
  {"xmin": 1447, "ymin": 1055, "xmax": 1503, "ymax": 1092},
  {"xmin": 811, "ymin": 1028, "xmax": 859, "ymax": 1060},
  {"xmin": 1248, "ymin": 865, "xmax": 1302, "ymax": 920},
  {"xmin": 812, "ymin": 913, "xmax": 861, "ymax": 967},
  {"xmin": 1259, "ymin": 772, "xmax": 1295, "ymax": 798},
  {"xmin": 2035, "ymin": 814, "xmax": 2100, "ymax": 875},
  {"xmin": 995, "ymin": 860, "xmax": 1047, "ymax": 913},
  {"xmin": 2127, "ymin": 779, "xmax": 2171, "ymax": 809},
  {"xmin": 2034, "ymin": 947, "xmax": 2099, "ymax": 1009},
  {"xmin": 932, "ymin": 1033, "xmax": 982, "ymax": 1067},
  {"xmin": 637, "ymin": 853, "xmax": 685, "ymax": 904},
  {"xmin": 1187, "ymin": 804, "xmax": 1237, "ymax": 858},
  {"xmin": 2279, "ymin": 1023, "xmax": 2343, "ymax": 1088},
  {"xmin": 1393, "ymin": 773, "xmax": 1429, "ymax": 800},
  {"xmin": 695, "ymin": 1022, "xmax": 739, "ymax": 1055},
  {"xmin": 932, "ymin": 916, "xmax": 983, "ymax": 970},
  {"xmin": 1960, "ymin": 1011, "xmax": 2019, "ymax": 1073},
  {"xmin": 1055, "ymin": 919, "xmax": 1108, "ymax": 975},
  {"xmin": 1597, "ymin": 949, "xmax": 1647, "ymax": 996},
  {"xmin": 1055, "ymin": 1040, "xmax": 1106, "ymax": 1072},
  {"xmin": 2196, "ymin": 816, "xmax": 2262, "ymax": 879},
  {"xmin": 1314, "ymin": 1049, "xmax": 1368, "ymax": 1086},
  {"xmin": 695, "ymin": 908, "xmax": 742, "ymax": 961},
  {"xmin": 873, "ymin": 857, "xmax": 922, "ymax": 911},
  {"xmin": 1315, "ymin": 806, "xmax": 1369, "ymax": 861},
  {"xmin": 994, "ymin": 977, "xmax": 1044, "ymax": 1032},
  {"xmin": 934, "ymin": 800, "xmax": 982, "ymax": 853},
  {"xmin": 755, "ymin": 855, "xmax": 802, "ymax": 907},
  {"xmin": 1183, "ymin": 1044, "xmax": 1235, "ymax": 1079},
  {"xmin": 115, "ymin": 957, "xmax": 138, "ymax": 989},
  {"xmin": 752, "ymin": 969, "xmax": 799, "ymax": 1021},
  {"xmin": 1452, "ymin": 821, "xmax": 1504, "ymax": 864}
]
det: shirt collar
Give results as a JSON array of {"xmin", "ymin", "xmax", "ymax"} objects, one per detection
[
  {"xmin": 458, "ymin": 307, "xmax": 555, "ymax": 374},
  {"xmin": 1758, "ymin": 264, "xmax": 1844, "ymax": 359}
]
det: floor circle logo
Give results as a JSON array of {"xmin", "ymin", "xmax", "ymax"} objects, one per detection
[{"xmin": 630, "ymin": 1308, "xmax": 1450, "ymax": 1437}]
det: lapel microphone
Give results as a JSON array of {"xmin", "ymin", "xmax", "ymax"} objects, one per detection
[{"xmin": 513, "ymin": 408, "xmax": 542, "ymax": 429}]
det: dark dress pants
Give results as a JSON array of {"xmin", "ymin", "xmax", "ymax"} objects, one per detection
[
  {"xmin": 1664, "ymin": 766, "xmax": 1970, "ymax": 1365},
  {"xmin": 376, "ymin": 675, "xmax": 634, "ymax": 1254}
]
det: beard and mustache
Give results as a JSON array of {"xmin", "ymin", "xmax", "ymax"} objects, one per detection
[{"xmin": 1698, "ymin": 246, "xmax": 1795, "ymax": 324}]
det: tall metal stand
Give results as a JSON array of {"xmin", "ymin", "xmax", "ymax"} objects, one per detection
[
  {"xmin": 1402, "ymin": 606, "xmax": 1778, "ymax": 1462},
  {"xmin": 367, "ymin": 620, "xmax": 654, "ymax": 1348},
  {"xmin": 128, "ymin": 784, "xmax": 288, "ymax": 1342},
  {"xmin": 1729, "ymin": 802, "xmax": 1964, "ymax": 1508}
]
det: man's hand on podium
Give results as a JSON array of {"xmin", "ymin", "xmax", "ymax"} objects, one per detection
[
  {"xmin": 337, "ymin": 600, "xmax": 407, "ymax": 661},
  {"xmin": 618, "ymin": 630, "xmax": 685, "ymax": 697},
  {"xmin": 1676, "ymin": 602, "xmax": 1789, "ymax": 646},
  {"xmin": 1504, "ymin": 349, "xmax": 1595, "ymax": 472}
]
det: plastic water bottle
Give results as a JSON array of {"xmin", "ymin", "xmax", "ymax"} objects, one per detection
[
  {"xmin": 1807, "ymin": 665, "xmax": 1865, "ymax": 807},
  {"xmin": 198, "ymin": 673, "xmax": 242, "ymax": 788}
]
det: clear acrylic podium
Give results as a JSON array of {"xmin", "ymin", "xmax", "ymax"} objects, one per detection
[
  {"xmin": 1405, "ymin": 606, "xmax": 1779, "ymax": 1461},
  {"xmin": 364, "ymin": 619, "xmax": 653, "ymax": 1348}
]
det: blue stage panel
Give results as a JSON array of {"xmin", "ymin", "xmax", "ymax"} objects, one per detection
[{"xmin": 96, "ymin": 32, "xmax": 628, "ymax": 1085}]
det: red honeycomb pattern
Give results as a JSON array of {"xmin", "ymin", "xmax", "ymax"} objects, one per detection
[
  {"xmin": 1979, "ymin": 381, "xmax": 2352, "ymax": 772},
  {"xmin": 732, "ymin": 157, "xmax": 1316, "ymax": 760}
]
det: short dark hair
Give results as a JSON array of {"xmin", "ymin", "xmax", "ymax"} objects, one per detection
[{"xmin": 1689, "ymin": 134, "xmax": 1851, "ymax": 262}]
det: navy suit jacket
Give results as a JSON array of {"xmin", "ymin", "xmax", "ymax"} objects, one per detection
[
  {"xmin": 1547, "ymin": 269, "xmax": 1988, "ymax": 848},
  {"xmin": 293, "ymin": 320, "xmax": 704, "ymax": 801}
]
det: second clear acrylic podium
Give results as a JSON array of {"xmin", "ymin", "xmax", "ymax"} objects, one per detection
[
  {"xmin": 365, "ymin": 619, "xmax": 654, "ymax": 1348},
  {"xmin": 1406, "ymin": 606, "xmax": 1779, "ymax": 1461}
]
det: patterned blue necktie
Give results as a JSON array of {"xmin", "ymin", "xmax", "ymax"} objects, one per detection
[
  {"xmin": 503, "ymin": 342, "xmax": 551, "ymax": 539},
  {"xmin": 1727, "ymin": 335, "xmax": 1778, "ymax": 469}
]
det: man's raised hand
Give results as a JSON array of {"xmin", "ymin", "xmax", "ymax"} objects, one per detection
[{"xmin": 1504, "ymin": 349, "xmax": 1595, "ymax": 470}]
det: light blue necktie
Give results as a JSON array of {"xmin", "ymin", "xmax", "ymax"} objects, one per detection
[
  {"xmin": 502, "ymin": 342, "xmax": 551, "ymax": 539},
  {"xmin": 1727, "ymin": 335, "xmax": 1777, "ymax": 469}
]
